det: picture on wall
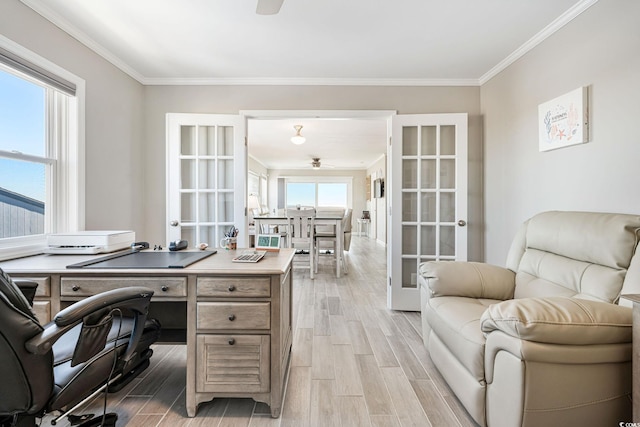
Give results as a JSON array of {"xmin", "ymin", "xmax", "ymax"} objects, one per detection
[{"xmin": 538, "ymin": 86, "xmax": 589, "ymax": 152}]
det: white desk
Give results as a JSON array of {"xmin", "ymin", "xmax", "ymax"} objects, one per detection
[{"xmin": 254, "ymin": 216, "xmax": 344, "ymax": 278}]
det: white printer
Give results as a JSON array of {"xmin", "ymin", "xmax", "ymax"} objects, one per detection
[{"xmin": 45, "ymin": 230, "xmax": 135, "ymax": 254}]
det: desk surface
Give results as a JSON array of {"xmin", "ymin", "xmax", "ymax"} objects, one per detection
[{"xmin": 0, "ymin": 248, "xmax": 296, "ymax": 275}]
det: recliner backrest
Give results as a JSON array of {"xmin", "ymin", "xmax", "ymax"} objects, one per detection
[
  {"xmin": 0, "ymin": 268, "xmax": 54, "ymax": 416},
  {"xmin": 505, "ymin": 211, "xmax": 640, "ymax": 304}
]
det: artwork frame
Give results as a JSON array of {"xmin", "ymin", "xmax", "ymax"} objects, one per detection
[{"xmin": 538, "ymin": 87, "xmax": 589, "ymax": 152}]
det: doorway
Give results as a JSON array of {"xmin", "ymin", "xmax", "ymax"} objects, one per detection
[{"xmin": 243, "ymin": 110, "xmax": 393, "ymax": 245}]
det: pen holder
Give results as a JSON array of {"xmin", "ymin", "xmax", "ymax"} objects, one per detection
[{"xmin": 220, "ymin": 236, "xmax": 237, "ymax": 250}]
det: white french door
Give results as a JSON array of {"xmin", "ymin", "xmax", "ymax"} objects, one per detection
[
  {"xmin": 166, "ymin": 113, "xmax": 246, "ymax": 249},
  {"xmin": 389, "ymin": 114, "xmax": 468, "ymax": 311}
]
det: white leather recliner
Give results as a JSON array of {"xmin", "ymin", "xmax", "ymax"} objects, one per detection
[{"xmin": 419, "ymin": 211, "xmax": 640, "ymax": 427}]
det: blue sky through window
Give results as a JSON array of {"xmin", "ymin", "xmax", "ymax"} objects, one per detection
[{"xmin": 0, "ymin": 70, "xmax": 46, "ymax": 202}]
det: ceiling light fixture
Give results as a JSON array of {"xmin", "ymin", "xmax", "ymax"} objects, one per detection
[{"xmin": 291, "ymin": 125, "xmax": 306, "ymax": 145}]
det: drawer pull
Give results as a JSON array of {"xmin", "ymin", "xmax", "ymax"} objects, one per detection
[
  {"xmin": 161, "ymin": 285, "xmax": 169, "ymax": 292},
  {"xmin": 72, "ymin": 285, "xmax": 80, "ymax": 292},
  {"xmin": 228, "ymin": 285, "xmax": 236, "ymax": 292},
  {"xmin": 228, "ymin": 338, "xmax": 235, "ymax": 345},
  {"xmin": 228, "ymin": 314, "xmax": 236, "ymax": 321}
]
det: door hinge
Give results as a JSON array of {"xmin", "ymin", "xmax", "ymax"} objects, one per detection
[
  {"xmin": 245, "ymin": 136, "xmax": 248, "ymax": 146},
  {"xmin": 388, "ymin": 277, "xmax": 392, "ymax": 287}
]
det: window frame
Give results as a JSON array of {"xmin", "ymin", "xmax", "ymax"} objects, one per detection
[{"xmin": 0, "ymin": 35, "xmax": 85, "ymax": 260}]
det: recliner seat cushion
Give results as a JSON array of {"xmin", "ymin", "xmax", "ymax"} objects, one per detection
[{"xmin": 425, "ymin": 296, "xmax": 502, "ymax": 380}]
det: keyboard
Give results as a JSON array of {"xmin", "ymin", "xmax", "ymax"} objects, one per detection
[{"xmin": 232, "ymin": 250, "xmax": 267, "ymax": 263}]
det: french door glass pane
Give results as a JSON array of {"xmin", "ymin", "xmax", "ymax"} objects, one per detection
[
  {"xmin": 181, "ymin": 192, "xmax": 195, "ymax": 223},
  {"xmin": 421, "ymin": 159, "xmax": 437, "ymax": 189},
  {"xmin": 217, "ymin": 192, "xmax": 234, "ymax": 222},
  {"xmin": 402, "ymin": 258, "xmax": 417, "ymax": 289},
  {"xmin": 181, "ymin": 226, "xmax": 195, "ymax": 246},
  {"xmin": 198, "ymin": 193, "xmax": 215, "ymax": 222},
  {"xmin": 402, "ymin": 192, "xmax": 417, "ymax": 222},
  {"xmin": 421, "ymin": 126, "xmax": 437, "ymax": 155},
  {"xmin": 421, "ymin": 192, "xmax": 437, "ymax": 222},
  {"xmin": 181, "ymin": 159, "xmax": 195, "ymax": 189},
  {"xmin": 200, "ymin": 226, "xmax": 216, "ymax": 245},
  {"xmin": 180, "ymin": 126, "xmax": 195, "ymax": 155},
  {"xmin": 217, "ymin": 159, "xmax": 234, "ymax": 190},
  {"xmin": 402, "ymin": 159, "xmax": 417, "ymax": 189},
  {"xmin": 440, "ymin": 226, "xmax": 455, "ymax": 256},
  {"xmin": 198, "ymin": 160, "xmax": 216, "ymax": 188},
  {"xmin": 217, "ymin": 126, "xmax": 234, "ymax": 156},
  {"xmin": 440, "ymin": 192, "xmax": 455, "ymax": 222},
  {"xmin": 421, "ymin": 225, "xmax": 436, "ymax": 255},
  {"xmin": 440, "ymin": 159, "xmax": 455, "ymax": 189},
  {"xmin": 441, "ymin": 125, "xmax": 456, "ymax": 155},
  {"xmin": 402, "ymin": 225, "xmax": 417, "ymax": 254},
  {"xmin": 198, "ymin": 126, "xmax": 216, "ymax": 155},
  {"xmin": 402, "ymin": 126, "xmax": 418, "ymax": 156}
]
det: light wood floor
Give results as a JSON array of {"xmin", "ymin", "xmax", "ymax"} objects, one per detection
[{"xmin": 46, "ymin": 236, "xmax": 477, "ymax": 427}]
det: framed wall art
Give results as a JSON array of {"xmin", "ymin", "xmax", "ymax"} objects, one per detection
[{"xmin": 538, "ymin": 86, "xmax": 589, "ymax": 152}]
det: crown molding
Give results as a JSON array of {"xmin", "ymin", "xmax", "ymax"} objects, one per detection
[
  {"xmin": 479, "ymin": 0, "xmax": 599, "ymax": 85},
  {"xmin": 20, "ymin": 0, "xmax": 147, "ymax": 83},
  {"xmin": 140, "ymin": 77, "xmax": 480, "ymax": 87}
]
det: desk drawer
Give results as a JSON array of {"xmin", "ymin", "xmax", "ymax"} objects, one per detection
[
  {"xmin": 196, "ymin": 334, "xmax": 270, "ymax": 393},
  {"xmin": 61, "ymin": 277, "xmax": 187, "ymax": 297},
  {"xmin": 197, "ymin": 302, "xmax": 270, "ymax": 330},
  {"xmin": 32, "ymin": 301, "xmax": 51, "ymax": 324},
  {"xmin": 197, "ymin": 277, "xmax": 270, "ymax": 298}
]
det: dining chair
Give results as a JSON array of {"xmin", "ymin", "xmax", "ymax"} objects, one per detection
[
  {"xmin": 286, "ymin": 207, "xmax": 316, "ymax": 279},
  {"xmin": 315, "ymin": 208, "xmax": 352, "ymax": 274}
]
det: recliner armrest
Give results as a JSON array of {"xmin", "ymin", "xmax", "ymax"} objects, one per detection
[
  {"xmin": 26, "ymin": 286, "xmax": 154, "ymax": 355},
  {"xmin": 419, "ymin": 261, "xmax": 515, "ymax": 300},
  {"xmin": 480, "ymin": 296, "xmax": 632, "ymax": 345}
]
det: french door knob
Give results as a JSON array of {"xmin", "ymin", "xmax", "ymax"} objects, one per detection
[
  {"xmin": 457, "ymin": 220, "xmax": 467, "ymax": 227},
  {"xmin": 170, "ymin": 220, "xmax": 179, "ymax": 227}
]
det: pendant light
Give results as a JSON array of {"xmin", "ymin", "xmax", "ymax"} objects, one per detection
[{"xmin": 291, "ymin": 125, "xmax": 306, "ymax": 145}]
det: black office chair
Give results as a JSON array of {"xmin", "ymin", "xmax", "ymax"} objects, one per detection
[{"xmin": 0, "ymin": 268, "xmax": 161, "ymax": 427}]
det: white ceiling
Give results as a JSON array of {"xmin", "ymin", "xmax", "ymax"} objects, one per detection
[{"xmin": 19, "ymin": 0, "xmax": 592, "ymax": 170}]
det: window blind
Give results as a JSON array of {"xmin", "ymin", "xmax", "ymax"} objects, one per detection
[{"xmin": 0, "ymin": 45, "xmax": 76, "ymax": 96}]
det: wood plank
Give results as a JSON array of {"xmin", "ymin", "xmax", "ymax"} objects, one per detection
[
  {"xmin": 355, "ymin": 354, "xmax": 395, "ymax": 416},
  {"xmin": 332, "ymin": 344, "xmax": 364, "ymax": 396}
]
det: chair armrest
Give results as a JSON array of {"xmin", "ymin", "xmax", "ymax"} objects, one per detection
[
  {"xmin": 26, "ymin": 286, "xmax": 154, "ymax": 355},
  {"xmin": 480, "ymin": 296, "xmax": 632, "ymax": 345},
  {"xmin": 419, "ymin": 261, "xmax": 515, "ymax": 300}
]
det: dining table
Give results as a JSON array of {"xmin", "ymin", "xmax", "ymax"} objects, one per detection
[{"xmin": 254, "ymin": 215, "xmax": 344, "ymax": 278}]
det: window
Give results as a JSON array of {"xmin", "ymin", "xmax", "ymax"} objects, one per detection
[
  {"xmin": 0, "ymin": 37, "xmax": 84, "ymax": 259},
  {"xmin": 285, "ymin": 177, "xmax": 352, "ymax": 209}
]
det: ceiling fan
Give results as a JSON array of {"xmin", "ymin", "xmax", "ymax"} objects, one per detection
[
  {"xmin": 256, "ymin": 0, "xmax": 284, "ymax": 15},
  {"xmin": 310, "ymin": 157, "xmax": 335, "ymax": 170}
]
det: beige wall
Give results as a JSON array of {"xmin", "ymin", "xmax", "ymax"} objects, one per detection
[
  {"xmin": 1, "ymin": 0, "xmax": 145, "ymax": 234},
  {"xmin": 480, "ymin": 0, "xmax": 640, "ymax": 265}
]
